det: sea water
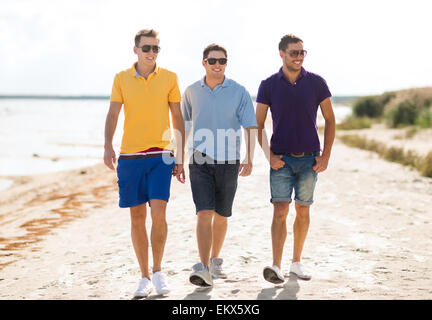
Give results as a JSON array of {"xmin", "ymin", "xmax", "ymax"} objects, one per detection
[
  {"xmin": 0, "ymin": 98, "xmax": 351, "ymax": 190},
  {"xmin": 0, "ymin": 99, "xmax": 123, "ymax": 177}
]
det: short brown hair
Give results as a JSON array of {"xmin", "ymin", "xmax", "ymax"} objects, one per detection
[
  {"xmin": 278, "ymin": 34, "xmax": 303, "ymax": 51},
  {"xmin": 203, "ymin": 43, "xmax": 227, "ymax": 60},
  {"xmin": 135, "ymin": 29, "xmax": 159, "ymax": 47}
]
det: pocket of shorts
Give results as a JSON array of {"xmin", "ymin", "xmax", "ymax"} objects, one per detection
[{"xmin": 116, "ymin": 160, "xmax": 133, "ymax": 187}]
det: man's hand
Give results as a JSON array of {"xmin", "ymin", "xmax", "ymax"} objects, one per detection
[
  {"xmin": 172, "ymin": 164, "xmax": 185, "ymax": 183},
  {"xmin": 104, "ymin": 147, "xmax": 117, "ymax": 170},
  {"xmin": 238, "ymin": 159, "xmax": 253, "ymax": 177},
  {"xmin": 312, "ymin": 155, "xmax": 329, "ymax": 173},
  {"xmin": 270, "ymin": 153, "xmax": 285, "ymax": 170}
]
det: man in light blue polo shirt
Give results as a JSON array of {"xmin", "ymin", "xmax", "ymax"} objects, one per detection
[{"xmin": 182, "ymin": 43, "xmax": 257, "ymax": 287}]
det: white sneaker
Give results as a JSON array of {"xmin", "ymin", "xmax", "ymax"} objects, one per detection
[
  {"xmin": 189, "ymin": 262, "xmax": 213, "ymax": 287},
  {"xmin": 263, "ymin": 265, "xmax": 285, "ymax": 284},
  {"xmin": 133, "ymin": 277, "xmax": 153, "ymax": 298},
  {"xmin": 152, "ymin": 271, "xmax": 170, "ymax": 295},
  {"xmin": 290, "ymin": 262, "xmax": 312, "ymax": 280},
  {"xmin": 210, "ymin": 257, "xmax": 227, "ymax": 279}
]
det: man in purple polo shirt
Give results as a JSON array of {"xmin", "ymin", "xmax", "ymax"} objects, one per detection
[{"xmin": 256, "ymin": 34, "xmax": 335, "ymax": 283}]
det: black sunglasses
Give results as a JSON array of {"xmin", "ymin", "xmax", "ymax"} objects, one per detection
[
  {"xmin": 287, "ymin": 50, "xmax": 307, "ymax": 58},
  {"xmin": 138, "ymin": 45, "xmax": 161, "ymax": 53},
  {"xmin": 205, "ymin": 58, "xmax": 227, "ymax": 65}
]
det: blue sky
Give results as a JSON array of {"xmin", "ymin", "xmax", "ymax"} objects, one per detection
[{"xmin": 1, "ymin": 0, "xmax": 431, "ymax": 96}]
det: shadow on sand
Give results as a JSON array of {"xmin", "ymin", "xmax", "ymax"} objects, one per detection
[
  {"xmin": 183, "ymin": 286, "xmax": 213, "ymax": 300},
  {"xmin": 256, "ymin": 274, "xmax": 300, "ymax": 300}
]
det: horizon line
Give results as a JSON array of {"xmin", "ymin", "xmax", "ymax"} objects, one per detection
[{"xmin": 0, "ymin": 94, "xmax": 361, "ymax": 101}]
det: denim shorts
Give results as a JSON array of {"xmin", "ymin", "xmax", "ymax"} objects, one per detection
[
  {"xmin": 270, "ymin": 152, "xmax": 319, "ymax": 206},
  {"xmin": 189, "ymin": 153, "xmax": 240, "ymax": 217},
  {"xmin": 116, "ymin": 156, "xmax": 175, "ymax": 208}
]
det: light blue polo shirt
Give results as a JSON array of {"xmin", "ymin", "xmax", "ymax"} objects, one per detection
[{"xmin": 182, "ymin": 77, "xmax": 257, "ymax": 161}]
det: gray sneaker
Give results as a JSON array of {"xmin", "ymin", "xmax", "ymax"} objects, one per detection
[
  {"xmin": 210, "ymin": 257, "xmax": 227, "ymax": 279},
  {"xmin": 189, "ymin": 262, "xmax": 213, "ymax": 287}
]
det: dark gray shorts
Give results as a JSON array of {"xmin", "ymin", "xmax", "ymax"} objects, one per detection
[{"xmin": 189, "ymin": 153, "xmax": 240, "ymax": 217}]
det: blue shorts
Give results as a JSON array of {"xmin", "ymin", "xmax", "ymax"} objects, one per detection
[
  {"xmin": 116, "ymin": 155, "xmax": 175, "ymax": 208},
  {"xmin": 270, "ymin": 152, "xmax": 319, "ymax": 206}
]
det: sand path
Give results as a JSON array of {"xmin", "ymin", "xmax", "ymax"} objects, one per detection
[{"xmin": 0, "ymin": 139, "xmax": 431, "ymax": 299}]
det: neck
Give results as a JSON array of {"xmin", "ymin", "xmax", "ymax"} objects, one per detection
[
  {"xmin": 205, "ymin": 75, "xmax": 225, "ymax": 90},
  {"xmin": 136, "ymin": 61, "xmax": 156, "ymax": 78},
  {"xmin": 282, "ymin": 65, "xmax": 301, "ymax": 84}
]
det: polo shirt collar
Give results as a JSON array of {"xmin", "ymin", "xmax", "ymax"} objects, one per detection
[
  {"xmin": 200, "ymin": 76, "xmax": 231, "ymax": 88},
  {"xmin": 278, "ymin": 67, "xmax": 307, "ymax": 82},
  {"xmin": 131, "ymin": 62, "xmax": 159, "ymax": 77}
]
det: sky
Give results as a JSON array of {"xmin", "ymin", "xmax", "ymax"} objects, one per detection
[{"xmin": 1, "ymin": 0, "xmax": 431, "ymax": 97}]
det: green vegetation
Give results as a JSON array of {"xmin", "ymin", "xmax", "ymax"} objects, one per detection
[
  {"xmin": 339, "ymin": 134, "xmax": 432, "ymax": 178},
  {"xmin": 393, "ymin": 126, "xmax": 421, "ymax": 139},
  {"xmin": 385, "ymin": 98, "xmax": 432, "ymax": 128},
  {"xmin": 336, "ymin": 116, "xmax": 372, "ymax": 130},
  {"xmin": 353, "ymin": 96, "xmax": 385, "ymax": 118},
  {"xmin": 416, "ymin": 105, "xmax": 432, "ymax": 128},
  {"xmin": 338, "ymin": 87, "xmax": 432, "ymax": 130}
]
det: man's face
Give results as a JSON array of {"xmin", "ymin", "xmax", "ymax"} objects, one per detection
[
  {"xmin": 280, "ymin": 42, "xmax": 305, "ymax": 72},
  {"xmin": 134, "ymin": 36, "xmax": 160, "ymax": 66},
  {"xmin": 202, "ymin": 50, "xmax": 227, "ymax": 78}
]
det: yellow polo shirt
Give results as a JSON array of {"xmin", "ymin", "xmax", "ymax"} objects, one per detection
[{"xmin": 110, "ymin": 63, "xmax": 181, "ymax": 154}]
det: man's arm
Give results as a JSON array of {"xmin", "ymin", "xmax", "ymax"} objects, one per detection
[
  {"xmin": 169, "ymin": 102, "xmax": 186, "ymax": 183},
  {"xmin": 238, "ymin": 126, "xmax": 257, "ymax": 177},
  {"xmin": 256, "ymin": 102, "xmax": 285, "ymax": 170},
  {"xmin": 104, "ymin": 101, "xmax": 122, "ymax": 170},
  {"xmin": 313, "ymin": 97, "xmax": 336, "ymax": 173}
]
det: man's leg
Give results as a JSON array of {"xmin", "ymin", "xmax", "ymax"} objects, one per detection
[
  {"xmin": 271, "ymin": 202, "xmax": 290, "ymax": 268},
  {"xmin": 196, "ymin": 210, "xmax": 214, "ymax": 266},
  {"xmin": 149, "ymin": 199, "xmax": 168, "ymax": 272},
  {"xmin": 292, "ymin": 202, "xmax": 310, "ymax": 262},
  {"xmin": 130, "ymin": 203, "xmax": 150, "ymax": 279},
  {"xmin": 211, "ymin": 162, "xmax": 238, "ymax": 259},
  {"xmin": 292, "ymin": 154, "xmax": 316, "ymax": 263},
  {"xmin": 211, "ymin": 212, "xmax": 227, "ymax": 259}
]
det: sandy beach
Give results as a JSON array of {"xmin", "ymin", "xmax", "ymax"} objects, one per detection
[{"xmin": 1, "ymin": 134, "xmax": 431, "ymax": 300}]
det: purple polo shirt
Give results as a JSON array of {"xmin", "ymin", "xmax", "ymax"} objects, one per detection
[{"xmin": 256, "ymin": 67, "xmax": 331, "ymax": 154}]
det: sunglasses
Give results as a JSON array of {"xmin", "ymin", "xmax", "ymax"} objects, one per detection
[
  {"xmin": 205, "ymin": 58, "xmax": 228, "ymax": 65},
  {"xmin": 287, "ymin": 50, "xmax": 307, "ymax": 58},
  {"xmin": 138, "ymin": 45, "xmax": 161, "ymax": 53}
]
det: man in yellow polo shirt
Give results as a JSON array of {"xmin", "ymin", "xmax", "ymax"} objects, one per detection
[{"xmin": 104, "ymin": 29, "xmax": 185, "ymax": 299}]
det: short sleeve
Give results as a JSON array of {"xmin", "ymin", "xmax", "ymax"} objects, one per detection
[
  {"xmin": 181, "ymin": 89, "xmax": 193, "ymax": 131},
  {"xmin": 316, "ymin": 76, "xmax": 332, "ymax": 104},
  {"xmin": 256, "ymin": 80, "xmax": 271, "ymax": 106},
  {"xmin": 237, "ymin": 88, "xmax": 258, "ymax": 128},
  {"xmin": 110, "ymin": 74, "xmax": 123, "ymax": 103},
  {"xmin": 168, "ymin": 74, "xmax": 181, "ymax": 103}
]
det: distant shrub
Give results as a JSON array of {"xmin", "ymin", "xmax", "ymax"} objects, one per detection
[
  {"xmin": 420, "ymin": 151, "xmax": 432, "ymax": 177},
  {"xmin": 338, "ymin": 134, "xmax": 383, "ymax": 152},
  {"xmin": 387, "ymin": 100, "xmax": 419, "ymax": 127},
  {"xmin": 337, "ymin": 116, "xmax": 372, "ymax": 130},
  {"xmin": 384, "ymin": 147, "xmax": 406, "ymax": 164},
  {"xmin": 353, "ymin": 96, "xmax": 384, "ymax": 118},
  {"xmin": 415, "ymin": 108, "xmax": 432, "ymax": 128},
  {"xmin": 338, "ymin": 134, "xmax": 430, "ymax": 177}
]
